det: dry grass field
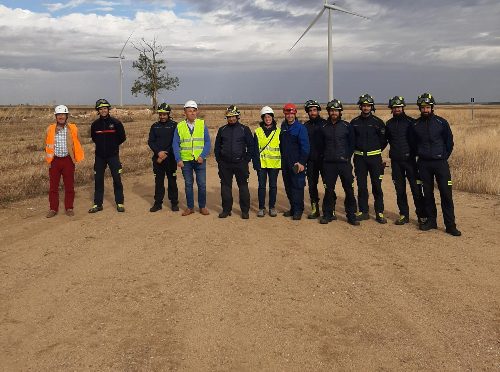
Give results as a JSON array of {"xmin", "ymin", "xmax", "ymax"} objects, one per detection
[{"xmin": 0, "ymin": 103, "xmax": 498, "ymax": 204}]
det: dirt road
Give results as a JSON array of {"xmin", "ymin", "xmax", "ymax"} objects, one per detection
[{"xmin": 1, "ymin": 164, "xmax": 499, "ymax": 371}]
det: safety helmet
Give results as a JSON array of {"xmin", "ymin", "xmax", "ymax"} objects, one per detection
[
  {"xmin": 184, "ymin": 100, "xmax": 198, "ymax": 109},
  {"xmin": 95, "ymin": 98, "xmax": 111, "ymax": 110},
  {"xmin": 417, "ymin": 92, "xmax": 435, "ymax": 107},
  {"xmin": 326, "ymin": 99, "xmax": 343, "ymax": 111},
  {"xmin": 260, "ymin": 106, "xmax": 275, "ymax": 118},
  {"xmin": 54, "ymin": 105, "xmax": 69, "ymax": 115},
  {"xmin": 225, "ymin": 104, "xmax": 240, "ymax": 118},
  {"xmin": 357, "ymin": 93, "xmax": 375, "ymax": 106},
  {"xmin": 157, "ymin": 103, "xmax": 171, "ymax": 113},
  {"xmin": 304, "ymin": 99, "xmax": 321, "ymax": 112},
  {"xmin": 283, "ymin": 103, "xmax": 297, "ymax": 114},
  {"xmin": 388, "ymin": 96, "xmax": 406, "ymax": 108}
]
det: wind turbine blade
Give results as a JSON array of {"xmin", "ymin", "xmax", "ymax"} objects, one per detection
[
  {"xmin": 106, "ymin": 56, "xmax": 120, "ymax": 58},
  {"xmin": 289, "ymin": 7, "xmax": 326, "ymax": 51},
  {"xmin": 324, "ymin": 4, "xmax": 370, "ymax": 20},
  {"xmin": 119, "ymin": 30, "xmax": 135, "ymax": 57}
]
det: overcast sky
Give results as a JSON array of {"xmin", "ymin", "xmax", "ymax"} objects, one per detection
[{"xmin": 1, "ymin": 0, "xmax": 499, "ymax": 105}]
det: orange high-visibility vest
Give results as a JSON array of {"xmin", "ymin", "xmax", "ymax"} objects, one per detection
[{"xmin": 45, "ymin": 123, "xmax": 84, "ymax": 164}]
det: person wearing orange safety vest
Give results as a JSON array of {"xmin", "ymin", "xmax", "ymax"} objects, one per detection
[{"xmin": 45, "ymin": 105, "xmax": 84, "ymax": 218}]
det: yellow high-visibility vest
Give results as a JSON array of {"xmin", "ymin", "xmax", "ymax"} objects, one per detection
[
  {"xmin": 255, "ymin": 127, "xmax": 281, "ymax": 169},
  {"xmin": 177, "ymin": 119, "xmax": 205, "ymax": 161}
]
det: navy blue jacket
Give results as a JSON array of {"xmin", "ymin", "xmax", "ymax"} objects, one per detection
[
  {"xmin": 148, "ymin": 119, "xmax": 177, "ymax": 160},
  {"xmin": 214, "ymin": 121, "xmax": 254, "ymax": 163},
  {"xmin": 279, "ymin": 119, "xmax": 310, "ymax": 168},
  {"xmin": 319, "ymin": 118, "xmax": 354, "ymax": 163},
  {"xmin": 90, "ymin": 115, "xmax": 126, "ymax": 158},
  {"xmin": 350, "ymin": 114, "xmax": 387, "ymax": 153},
  {"xmin": 411, "ymin": 114, "xmax": 454, "ymax": 160},
  {"xmin": 385, "ymin": 114, "xmax": 415, "ymax": 161},
  {"xmin": 304, "ymin": 116, "xmax": 327, "ymax": 162}
]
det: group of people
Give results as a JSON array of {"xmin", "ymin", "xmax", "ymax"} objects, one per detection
[{"xmin": 44, "ymin": 93, "xmax": 461, "ymax": 236}]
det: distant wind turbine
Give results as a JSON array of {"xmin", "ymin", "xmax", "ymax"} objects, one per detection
[
  {"xmin": 106, "ymin": 31, "xmax": 134, "ymax": 107},
  {"xmin": 290, "ymin": 1, "xmax": 370, "ymax": 101}
]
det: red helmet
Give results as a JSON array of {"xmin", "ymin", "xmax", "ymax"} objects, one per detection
[{"xmin": 283, "ymin": 103, "xmax": 297, "ymax": 114}]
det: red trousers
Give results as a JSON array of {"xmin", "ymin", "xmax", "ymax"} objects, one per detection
[{"xmin": 49, "ymin": 156, "xmax": 75, "ymax": 211}]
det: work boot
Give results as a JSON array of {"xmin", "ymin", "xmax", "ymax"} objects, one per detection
[
  {"xmin": 269, "ymin": 208, "xmax": 278, "ymax": 217},
  {"xmin": 375, "ymin": 213, "xmax": 387, "ymax": 224},
  {"xmin": 347, "ymin": 218, "xmax": 360, "ymax": 226},
  {"xmin": 257, "ymin": 209, "xmax": 266, "ymax": 217},
  {"xmin": 394, "ymin": 215, "xmax": 409, "ymax": 225},
  {"xmin": 218, "ymin": 211, "xmax": 231, "ymax": 218},
  {"xmin": 46, "ymin": 210, "xmax": 57, "ymax": 218},
  {"xmin": 199, "ymin": 208, "xmax": 210, "ymax": 215},
  {"xmin": 283, "ymin": 210, "xmax": 293, "ymax": 217},
  {"xmin": 150, "ymin": 204, "xmax": 162, "ymax": 212},
  {"xmin": 241, "ymin": 212, "xmax": 250, "ymax": 220},
  {"xmin": 65, "ymin": 209, "xmax": 74, "ymax": 217},
  {"xmin": 419, "ymin": 219, "xmax": 438, "ymax": 231},
  {"xmin": 418, "ymin": 217, "xmax": 428, "ymax": 226},
  {"xmin": 116, "ymin": 204, "xmax": 125, "ymax": 212},
  {"xmin": 445, "ymin": 226, "xmax": 462, "ymax": 236},
  {"xmin": 320, "ymin": 215, "xmax": 332, "ymax": 224},
  {"xmin": 355, "ymin": 211, "xmax": 369, "ymax": 221},
  {"xmin": 307, "ymin": 201, "xmax": 320, "ymax": 219},
  {"xmin": 182, "ymin": 208, "xmax": 194, "ymax": 216},
  {"xmin": 88, "ymin": 205, "xmax": 103, "ymax": 213},
  {"xmin": 171, "ymin": 203, "xmax": 179, "ymax": 212},
  {"xmin": 331, "ymin": 211, "xmax": 337, "ymax": 221},
  {"xmin": 292, "ymin": 213, "xmax": 302, "ymax": 220}
]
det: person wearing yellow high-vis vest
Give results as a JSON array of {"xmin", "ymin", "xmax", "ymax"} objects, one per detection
[
  {"xmin": 252, "ymin": 106, "xmax": 281, "ymax": 217},
  {"xmin": 45, "ymin": 105, "xmax": 84, "ymax": 218},
  {"xmin": 173, "ymin": 100, "xmax": 211, "ymax": 216}
]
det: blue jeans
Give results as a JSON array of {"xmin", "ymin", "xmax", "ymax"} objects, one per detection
[
  {"xmin": 257, "ymin": 168, "xmax": 279, "ymax": 209},
  {"xmin": 181, "ymin": 160, "xmax": 207, "ymax": 209}
]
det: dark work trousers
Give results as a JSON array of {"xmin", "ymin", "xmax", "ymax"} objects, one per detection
[
  {"xmin": 152, "ymin": 156, "xmax": 178, "ymax": 207},
  {"xmin": 218, "ymin": 161, "xmax": 250, "ymax": 213},
  {"xmin": 391, "ymin": 159, "xmax": 426, "ymax": 219},
  {"xmin": 93, "ymin": 155, "xmax": 124, "ymax": 206},
  {"xmin": 282, "ymin": 165, "xmax": 306, "ymax": 215},
  {"xmin": 417, "ymin": 159, "xmax": 456, "ymax": 228},
  {"xmin": 257, "ymin": 168, "xmax": 279, "ymax": 209},
  {"xmin": 306, "ymin": 160, "xmax": 327, "ymax": 202},
  {"xmin": 322, "ymin": 162, "xmax": 357, "ymax": 220},
  {"xmin": 354, "ymin": 154, "xmax": 384, "ymax": 214}
]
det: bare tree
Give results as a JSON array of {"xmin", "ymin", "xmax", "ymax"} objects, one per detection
[{"xmin": 131, "ymin": 37, "xmax": 180, "ymax": 110}]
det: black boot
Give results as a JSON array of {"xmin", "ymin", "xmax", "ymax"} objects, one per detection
[
  {"xmin": 445, "ymin": 225, "xmax": 462, "ymax": 236},
  {"xmin": 420, "ymin": 219, "xmax": 438, "ymax": 231},
  {"xmin": 307, "ymin": 201, "xmax": 320, "ymax": 219},
  {"xmin": 150, "ymin": 203, "xmax": 162, "ymax": 212}
]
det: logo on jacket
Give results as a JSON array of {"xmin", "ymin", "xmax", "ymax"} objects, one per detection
[{"xmin": 109, "ymin": 124, "xmax": 115, "ymax": 129}]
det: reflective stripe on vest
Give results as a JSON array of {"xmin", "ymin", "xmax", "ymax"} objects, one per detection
[
  {"xmin": 177, "ymin": 119, "xmax": 205, "ymax": 161},
  {"xmin": 255, "ymin": 127, "xmax": 281, "ymax": 169},
  {"xmin": 354, "ymin": 149, "xmax": 382, "ymax": 156}
]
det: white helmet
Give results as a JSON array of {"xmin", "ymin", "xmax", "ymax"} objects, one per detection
[
  {"xmin": 260, "ymin": 106, "xmax": 274, "ymax": 117},
  {"xmin": 184, "ymin": 100, "xmax": 198, "ymax": 109},
  {"xmin": 54, "ymin": 105, "xmax": 69, "ymax": 115}
]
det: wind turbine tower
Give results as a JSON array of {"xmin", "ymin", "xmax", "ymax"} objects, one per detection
[
  {"xmin": 106, "ymin": 31, "xmax": 134, "ymax": 107},
  {"xmin": 290, "ymin": 1, "xmax": 370, "ymax": 101}
]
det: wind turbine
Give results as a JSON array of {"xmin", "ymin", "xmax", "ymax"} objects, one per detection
[
  {"xmin": 106, "ymin": 31, "xmax": 134, "ymax": 107},
  {"xmin": 290, "ymin": 1, "xmax": 370, "ymax": 101}
]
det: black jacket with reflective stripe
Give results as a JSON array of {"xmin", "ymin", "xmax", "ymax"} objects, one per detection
[
  {"xmin": 385, "ymin": 114, "xmax": 415, "ymax": 161},
  {"xmin": 304, "ymin": 116, "xmax": 327, "ymax": 162},
  {"xmin": 411, "ymin": 114, "xmax": 454, "ymax": 160},
  {"xmin": 148, "ymin": 119, "xmax": 177, "ymax": 160},
  {"xmin": 319, "ymin": 118, "xmax": 354, "ymax": 163},
  {"xmin": 214, "ymin": 122, "xmax": 254, "ymax": 163},
  {"xmin": 90, "ymin": 116, "xmax": 126, "ymax": 158},
  {"xmin": 350, "ymin": 114, "xmax": 387, "ymax": 153}
]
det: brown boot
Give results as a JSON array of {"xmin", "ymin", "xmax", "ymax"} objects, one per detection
[
  {"xmin": 182, "ymin": 208, "xmax": 194, "ymax": 216},
  {"xmin": 46, "ymin": 210, "xmax": 57, "ymax": 218},
  {"xmin": 199, "ymin": 207, "xmax": 210, "ymax": 215},
  {"xmin": 65, "ymin": 209, "xmax": 74, "ymax": 217}
]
